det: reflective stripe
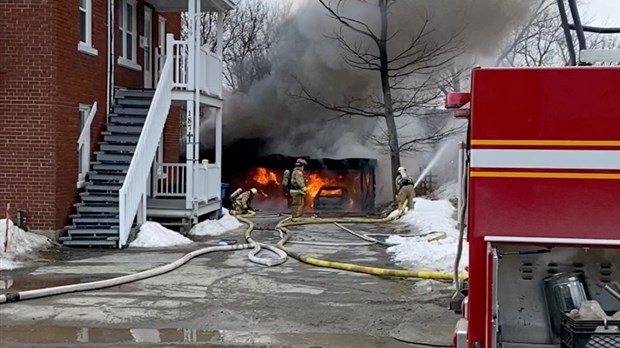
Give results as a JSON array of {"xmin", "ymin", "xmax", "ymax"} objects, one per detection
[
  {"xmin": 470, "ymin": 171, "xmax": 620, "ymax": 179},
  {"xmin": 470, "ymin": 149, "xmax": 620, "ymax": 170},
  {"xmin": 485, "ymin": 236, "xmax": 620, "ymax": 246},
  {"xmin": 471, "ymin": 140, "xmax": 620, "ymax": 147}
]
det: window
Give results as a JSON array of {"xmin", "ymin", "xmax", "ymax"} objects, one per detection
[
  {"xmin": 78, "ymin": 0, "xmax": 98, "ymax": 56},
  {"xmin": 118, "ymin": 0, "xmax": 141, "ymax": 70}
]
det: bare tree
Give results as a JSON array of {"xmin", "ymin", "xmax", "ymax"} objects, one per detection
[
  {"xmin": 187, "ymin": 0, "xmax": 290, "ymax": 92},
  {"xmin": 296, "ymin": 0, "xmax": 463, "ymax": 196},
  {"xmin": 497, "ymin": 0, "xmax": 619, "ymax": 67}
]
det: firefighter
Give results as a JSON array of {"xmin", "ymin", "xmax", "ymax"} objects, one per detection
[
  {"xmin": 288, "ymin": 158, "xmax": 308, "ymax": 221},
  {"xmin": 394, "ymin": 166, "xmax": 416, "ymax": 210},
  {"xmin": 231, "ymin": 188, "xmax": 257, "ymax": 215}
]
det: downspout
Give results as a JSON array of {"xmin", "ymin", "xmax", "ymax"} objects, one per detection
[{"xmin": 107, "ymin": 0, "xmax": 115, "ymax": 121}]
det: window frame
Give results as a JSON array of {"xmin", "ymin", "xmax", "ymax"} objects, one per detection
[
  {"xmin": 78, "ymin": 0, "xmax": 98, "ymax": 56},
  {"xmin": 117, "ymin": 0, "xmax": 141, "ymax": 71}
]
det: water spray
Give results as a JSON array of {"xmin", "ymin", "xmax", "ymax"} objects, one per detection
[{"xmin": 414, "ymin": 142, "xmax": 452, "ymax": 189}]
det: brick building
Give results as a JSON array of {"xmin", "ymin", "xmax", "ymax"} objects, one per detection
[{"xmin": 0, "ymin": 0, "xmax": 231, "ymax": 247}]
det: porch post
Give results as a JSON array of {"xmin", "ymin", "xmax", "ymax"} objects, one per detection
[
  {"xmin": 185, "ymin": 102, "xmax": 195, "ymax": 210},
  {"xmin": 216, "ymin": 11, "xmax": 224, "ymax": 58},
  {"xmin": 215, "ymin": 108, "xmax": 222, "ymax": 169},
  {"xmin": 187, "ymin": 0, "xmax": 195, "ymax": 90},
  {"xmin": 215, "ymin": 11, "xmax": 224, "ymax": 197},
  {"xmin": 193, "ymin": 0, "xmax": 201, "ymax": 177}
]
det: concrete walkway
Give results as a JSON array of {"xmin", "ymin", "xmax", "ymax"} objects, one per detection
[{"xmin": 0, "ymin": 215, "xmax": 458, "ymax": 347}]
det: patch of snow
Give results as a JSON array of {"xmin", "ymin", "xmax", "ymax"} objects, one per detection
[
  {"xmin": 434, "ymin": 180, "xmax": 460, "ymax": 202},
  {"xmin": 189, "ymin": 209, "xmax": 243, "ymax": 237},
  {"xmin": 386, "ymin": 198, "xmax": 468, "ymax": 274},
  {"xmin": 130, "ymin": 222, "xmax": 193, "ymax": 248},
  {"xmin": 0, "ymin": 218, "xmax": 53, "ymax": 270}
]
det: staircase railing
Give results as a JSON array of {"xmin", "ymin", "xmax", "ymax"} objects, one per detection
[
  {"xmin": 77, "ymin": 102, "xmax": 97, "ymax": 188},
  {"xmin": 118, "ymin": 44, "xmax": 174, "ymax": 248}
]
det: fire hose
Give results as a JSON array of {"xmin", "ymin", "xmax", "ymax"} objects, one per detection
[
  {"xmin": 0, "ymin": 201, "xmax": 467, "ymax": 304},
  {"xmin": 0, "ymin": 213, "xmax": 281, "ymax": 304}
]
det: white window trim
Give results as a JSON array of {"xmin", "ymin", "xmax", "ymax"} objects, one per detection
[
  {"xmin": 78, "ymin": 0, "xmax": 98, "ymax": 56},
  {"xmin": 118, "ymin": 0, "xmax": 140, "ymax": 69}
]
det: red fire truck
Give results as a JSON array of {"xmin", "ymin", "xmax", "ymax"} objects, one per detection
[{"xmin": 446, "ymin": 66, "xmax": 620, "ymax": 348}]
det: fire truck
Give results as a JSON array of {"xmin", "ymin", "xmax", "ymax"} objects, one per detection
[
  {"xmin": 444, "ymin": 3, "xmax": 620, "ymax": 347},
  {"xmin": 446, "ymin": 65, "xmax": 620, "ymax": 348}
]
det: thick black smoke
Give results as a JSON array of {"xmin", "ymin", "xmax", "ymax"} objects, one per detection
[{"xmin": 202, "ymin": 0, "xmax": 536, "ymax": 202}]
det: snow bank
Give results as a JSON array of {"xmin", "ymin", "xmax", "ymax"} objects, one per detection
[
  {"xmin": 386, "ymin": 198, "xmax": 468, "ymax": 273},
  {"xmin": 130, "ymin": 222, "xmax": 193, "ymax": 248},
  {"xmin": 0, "ymin": 219, "xmax": 53, "ymax": 270},
  {"xmin": 189, "ymin": 209, "xmax": 243, "ymax": 237}
]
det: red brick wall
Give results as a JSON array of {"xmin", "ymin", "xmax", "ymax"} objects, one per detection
[
  {"xmin": 0, "ymin": 0, "xmax": 58, "ymax": 229},
  {"xmin": 0, "ymin": 0, "xmax": 182, "ymax": 230},
  {"xmin": 54, "ymin": 0, "xmax": 109, "ymax": 229},
  {"xmin": 163, "ymin": 106, "xmax": 181, "ymax": 163}
]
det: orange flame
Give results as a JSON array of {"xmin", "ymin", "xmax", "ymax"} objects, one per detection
[
  {"xmin": 253, "ymin": 167, "xmax": 280, "ymax": 186},
  {"xmin": 244, "ymin": 167, "xmax": 361, "ymax": 210}
]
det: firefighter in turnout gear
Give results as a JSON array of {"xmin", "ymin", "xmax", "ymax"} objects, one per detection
[
  {"xmin": 231, "ymin": 188, "xmax": 257, "ymax": 215},
  {"xmin": 395, "ymin": 166, "xmax": 415, "ymax": 210},
  {"xmin": 288, "ymin": 158, "xmax": 308, "ymax": 221}
]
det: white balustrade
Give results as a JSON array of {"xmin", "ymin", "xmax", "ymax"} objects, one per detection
[
  {"xmin": 194, "ymin": 160, "xmax": 220, "ymax": 203},
  {"xmin": 153, "ymin": 163, "xmax": 187, "ymax": 198},
  {"xmin": 170, "ymin": 37, "xmax": 189, "ymax": 89},
  {"xmin": 118, "ymin": 43, "xmax": 174, "ymax": 248},
  {"xmin": 77, "ymin": 102, "xmax": 97, "ymax": 188},
  {"xmin": 199, "ymin": 47, "xmax": 223, "ymax": 97}
]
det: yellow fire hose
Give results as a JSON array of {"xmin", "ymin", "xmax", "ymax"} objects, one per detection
[{"xmin": 240, "ymin": 202, "xmax": 468, "ymax": 281}]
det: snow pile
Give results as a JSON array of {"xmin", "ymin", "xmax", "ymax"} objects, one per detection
[
  {"xmin": 386, "ymin": 198, "xmax": 468, "ymax": 273},
  {"xmin": 433, "ymin": 180, "xmax": 460, "ymax": 203},
  {"xmin": 0, "ymin": 218, "xmax": 53, "ymax": 270},
  {"xmin": 130, "ymin": 222, "xmax": 193, "ymax": 248},
  {"xmin": 189, "ymin": 209, "xmax": 243, "ymax": 237}
]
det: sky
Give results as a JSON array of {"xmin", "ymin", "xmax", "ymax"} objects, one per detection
[{"xmin": 583, "ymin": 0, "xmax": 620, "ymax": 26}]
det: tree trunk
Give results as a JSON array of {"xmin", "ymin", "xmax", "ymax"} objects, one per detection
[{"xmin": 378, "ymin": 0, "xmax": 401, "ymax": 198}]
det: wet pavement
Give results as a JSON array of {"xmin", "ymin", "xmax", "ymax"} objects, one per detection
[{"xmin": 0, "ymin": 214, "xmax": 458, "ymax": 347}]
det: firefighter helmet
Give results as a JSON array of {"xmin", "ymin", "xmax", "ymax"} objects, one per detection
[
  {"xmin": 250, "ymin": 188, "xmax": 258, "ymax": 194},
  {"xmin": 295, "ymin": 158, "xmax": 307, "ymax": 166}
]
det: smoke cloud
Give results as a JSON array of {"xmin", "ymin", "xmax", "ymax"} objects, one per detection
[{"xmin": 202, "ymin": 0, "xmax": 537, "ymax": 204}]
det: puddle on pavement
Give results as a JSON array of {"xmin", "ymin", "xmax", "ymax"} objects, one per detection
[
  {"xmin": 0, "ymin": 326, "xmax": 411, "ymax": 346},
  {"xmin": 0, "ymin": 326, "xmax": 217, "ymax": 344}
]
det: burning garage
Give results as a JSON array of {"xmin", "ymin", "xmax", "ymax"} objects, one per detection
[{"xmin": 223, "ymin": 154, "xmax": 376, "ymax": 213}]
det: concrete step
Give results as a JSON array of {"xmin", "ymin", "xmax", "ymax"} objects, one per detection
[
  {"xmin": 66, "ymin": 227, "xmax": 119, "ymax": 236},
  {"xmin": 115, "ymin": 88, "xmax": 155, "ymax": 99},
  {"xmin": 109, "ymin": 115, "xmax": 146, "ymax": 125},
  {"xmin": 107, "ymin": 124, "xmax": 143, "ymax": 134},
  {"xmin": 70, "ymin": 214, "xmax": 119, "ymax": 224},
  {"xmin": 85, "ymin": 183, "xmax": 122, "ymax": 191},
  {"xmin": 102, "ymin": 132, "xmax": 140, "ymax": 144},
  {"xmin": 60, "ymin": 237, "xmax": 119, "ymax": 247},
  {"xmin": 91, "ymin": 162, "xmax": 129, "ymax": 172},
  {"xmin": 80, "ymin": 194, "xmax": 120, "ymax": 203},
  {"xmin": 112, "ymin": 107, "xmax": 149, "ymax": 116},
  {"xmin": 114, "ymin": 98, "xmax": 152, "ymax": 107},
  {"xmin": 98, "ymin": 143, "xmax": 136, "ymax": 153},
  {"xmin": 89, "ymin": 172, "xmax": 127, "ymax": 182},
  {"xmin": 77, "ymin": 205, "xmax": 119, "ymax": 213},
  {"xmin": 96, "ymin": 152, "xmax": 133, "ymax": 163}
]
